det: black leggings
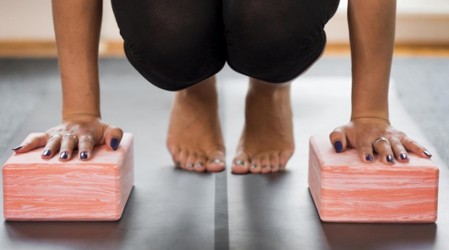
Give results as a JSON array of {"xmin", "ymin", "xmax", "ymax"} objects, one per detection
[{"xmin": 111, "ymin": 0, "xmax": 340, "ymax": 91}]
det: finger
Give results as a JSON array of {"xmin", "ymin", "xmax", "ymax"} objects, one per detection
[
  {"xmin": 104, "ymin": 125, "xmax": 124, "ymax": 151},
  {"xmin": 13, "ymin": 133, "xmax": 47, "ymax": 154},
  {"xmin": 373, "ymin": 138, "xmax": 395, "ymax": 164},
  {"xmin": 78, "ymin": 135, "xmax": 95, "ymax": 161},
  {"xmin": 59, "ymin": 134, "xmax": 78, "ymax": 161},
  {"xmin": 356, "ymin": 139, "xmax": 375, "ymax": 163},
  {"xmin": 41, "ymin": 134, "xmax": 62, "ymax": 159},
  {"xmin": 389, "ymin": 137, "xmax": 409, "ymax": 163},
  {"xmin": 400, "ymin": 135, "xmax": 432, "ymax": 159},
  {"xmin": 329, "ymin": 127, "xmax": 348, "ymax": 153}
]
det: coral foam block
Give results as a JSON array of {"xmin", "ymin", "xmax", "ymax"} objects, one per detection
[
  {"xmin": 308, "ymin": 135, "xmax": 439, "ymax": 223},
  {"xmin": 3, "ymin": 133, "xmax": 134, "ymax": 221}
]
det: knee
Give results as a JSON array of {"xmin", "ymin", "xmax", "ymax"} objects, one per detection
[{"xmin": 225, "ymin": 0, "xmax": 338, "ymax": 83}]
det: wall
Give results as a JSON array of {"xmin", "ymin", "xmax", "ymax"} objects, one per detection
[{"xmin": 0, "ymin": 0, "xmax": 448, "ymax": 44}]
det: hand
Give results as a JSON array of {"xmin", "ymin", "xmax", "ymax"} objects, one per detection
[
  {"xmin": 13, "ymin": 115, "xmax": 123, "ymax": 161},
  {"xmin": 329, "ymin": 117, "xmax": 432, "ymax": 164}
]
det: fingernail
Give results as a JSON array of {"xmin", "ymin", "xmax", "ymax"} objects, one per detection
[
  {"xmin": 386, "ymin": 154, "xmax": 394, "ymax": 163},
  {"xmin": 400, "ymin": 153, "xmax": 408, "ymax": 160},
  {"xmin": 334, "ymin": 141, "xmax": 343, "ymax": 153},
  {"xmin": 365, "ymin": 154, "xmax": 374, "ymax": 162},
  {"xmin": 12, "ymin": 146, "xmax": 23, "ymax": 151},
  {"xmin": 42, "ymin": 150, "xmax": 52, "ymax": 157},
  {"xmin": 80, "ymin": 151, "xmax": 88, "ymax": 160},
  {"xmin": 423, "ymin": 151, "xmax": 432, "ymax": 158},
  {"xmin": 60, "ymin": 151, "xmax": 68, "ymax": 160},
  {"xmin": 110, "ymin": 138, "xmax": 119, "ymax": 150}
]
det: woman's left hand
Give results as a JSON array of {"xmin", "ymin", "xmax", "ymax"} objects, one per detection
[{"xmin": 329, "ymin": 117, "xmax": 432, "ymax": 164}]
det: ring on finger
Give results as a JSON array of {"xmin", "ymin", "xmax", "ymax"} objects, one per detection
[
  {"xmin": 63, "ymin": 133, "xmax": 78, "ymax": 144},
  {"xmin": 373, "ymin": 136, "xmax": 389, "ymax": 146}
]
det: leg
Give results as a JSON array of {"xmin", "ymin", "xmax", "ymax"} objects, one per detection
[
  {"xmin": 224, "ymin": 0, "xmax": 339, "ymax": 174},
  {"xmin": 111, "ymin": 0, "xmax": 226, "ymax": 172}
]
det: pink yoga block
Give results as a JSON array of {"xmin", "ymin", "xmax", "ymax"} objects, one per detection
[
  {"xmin": 2, "ymin": 133, "xmax": 134, "ymax": 221},
  {"xmin": 308, "ymin": 135, "xmax": 439, "ymax": 223}
]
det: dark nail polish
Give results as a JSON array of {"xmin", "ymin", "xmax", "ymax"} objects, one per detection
[
  {"xmin": 42, "ymin": 150, "xmax": 51, "ymax": 157},
  {"xmin": 365, "ymin": 154, "xmax": 374, "ymax": 162},
  {"xmin": 60, "ymin": 151, "xmax": 68, "ymax": 160},
  {"xmin": 80, "ymin": 151, "xmax": 88, "ymax": 160},
  {"xmin": 386, "ymin": 154, "xmax": 394, "ymax": 163},
  {"xmin": 400, "ymin": 153, "xmax": 408, "ymax": 160},
  {"xmin": 424, "ymin": 151, "xmax": 432, "ymax": 158},
  {"xmin": 12, "ymin": 146, "xmax": 23, "ymax": 151},
  {"xmin": 334, "ymin": 141, "xmax": 343, "ymax": 153},
  {"xmin": 110, "ymin": 138, "xmax": 119, "ymax": 150}
]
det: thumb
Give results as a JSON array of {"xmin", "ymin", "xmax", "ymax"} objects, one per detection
[
  {"xmin": 104, "ymin": 125, "xmax": 124, "ymax": 151},
  {"xmin": 329, "ymin": 126, "xmax": 348, "ymax": 153}
]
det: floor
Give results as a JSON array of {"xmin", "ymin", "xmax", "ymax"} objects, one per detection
[{"xmin": 0, "ymin": 57, "xmax": 448, "ymax": 250}]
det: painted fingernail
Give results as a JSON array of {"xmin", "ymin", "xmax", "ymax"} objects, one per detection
[
  {"xmin": 12, "ymin": 146, "xmax": 23, "ymax": 151},
  {"xmin": 60, "ymin": 151, "xmax": 68, "ymax": 160},
  {"xmin": 365, "ymin": 154, "xmax": 374, "ymax": 162},
  {"xmin": 42, "ymin": 150, "xmax": 52, "ymax": 157},
  {"xmin": 334, "ymin": 141, "xmax": 343, "ymax": 153},
  {"xmin": 386, "ymin": 154, "xmax": 394, "ymax": 163},
  {"xmin": 110, "ymin": 138, "xmax": 119, "ymax": 150},
  {"xmin": 424, "ymin": 151, "xmax": 432, "ymax": 158},
  {"xmin": 80, "ymin": 151, "xmax": 88, "ymax": 160},
  {"xmin": 400, "ymin": 153, "xmax": 408, "ymax": 160}
]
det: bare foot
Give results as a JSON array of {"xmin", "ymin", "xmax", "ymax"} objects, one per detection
[
  {"xmin": 166, "ymin": 76, "xmax": 226, "ymax": 173},
  {"xmin": 232, "ymin": 78, "xmax": 295, "ymax": 174}
]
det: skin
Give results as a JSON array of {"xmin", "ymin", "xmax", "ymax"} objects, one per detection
[{"xmin": 14, "ymin": 0, "xmax": 431, "ymax": 173}]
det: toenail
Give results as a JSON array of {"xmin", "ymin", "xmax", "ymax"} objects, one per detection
[
  {"xmin": 251, "ymin": 164, "xmax": 257, "ymax": 168},
  {"xmin": 262, "ymin": 165, "xmax": 268, "ymax": 169},
  {"xmin": 196, "ymin": 162, "xmax": 204, "ymax": 168},
  {"xmin": 175, "ymin": 162, "xmax": 181, "ymax": 168},
  {"xmin": 234, "ymin": 159, "xmax": 245, "ymax": 166},
  {"xmin": 187, "ymin": 163, "xmax": 194, "ymax": 168},
  {"xmin": 210, "ymin": 159, "xmax": 225, "ymax": 165},
  {"xmin": 270, "ymin": 165, "xmax": 275, "ymax": 169}
]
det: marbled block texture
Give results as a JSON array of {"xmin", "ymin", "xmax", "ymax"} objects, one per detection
[
  {"xmin": 3, "ymin": 133, "xmax": 134, "ymax": 221},
  {"xmin": 308, "ymin": 135, "xmax": 439, "ymax": 223}
]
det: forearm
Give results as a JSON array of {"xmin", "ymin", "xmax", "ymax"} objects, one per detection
[
  {"xmin": 348, "ymin": 0, "xmax": 396, "ymax": 121},
  {"xmin": 52, "ymin": 0, "xmax": 103, "ymax": 120}
]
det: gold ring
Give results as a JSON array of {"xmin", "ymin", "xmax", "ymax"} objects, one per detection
[{"xmin": 373, "ymin": 136, "xmax": 389, "ymax": 146}]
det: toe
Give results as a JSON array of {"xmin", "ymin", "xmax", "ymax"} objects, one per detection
[
  {"xmin": 206, "ymin": 150, "xmax": 226, "ymax": 172},
  {"xmin": 194, "ymin": 153, "xmax": 207, "ymax": 173},
  {"xmin": 179, "ymin": 148, "xmax": 189, "ymax": 170},
  {"xmin": 260, "ymin": 155, "xmax": 271, "ymax": 174},
  {"xmin": 270, "ymin": 152, "xmax": 280, "ymax": 173},
  {"xmin": 232, "ymin": 152, "xmax": 250, "ymax": 174},
  {"xmin": 249, "ymin": 158, "xmax": 262, "ymax": 174},
  {"xmin": 186, "ymin": 151, "xmax": 198, "ymax": 172}
]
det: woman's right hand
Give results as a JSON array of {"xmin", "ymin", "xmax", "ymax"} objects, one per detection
[{"xmin": 13, "ymin": 115, "xmax": 123, "ymax": 161}]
